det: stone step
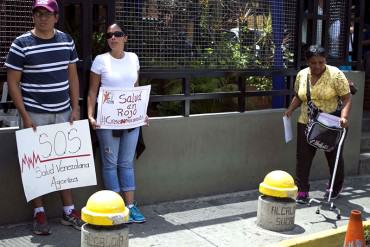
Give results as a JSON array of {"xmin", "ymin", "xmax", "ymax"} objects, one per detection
[
  {"xmin": 363, "ymin": 118, "xmax": 370, "ymax": 132},
  {"xmin": 360, "ymin": 132, "xmax": 370, "ymax": 151},
  {"xmin": 358, "ymin": 152, "xmax": 370, "ymax": 175},
  {"xmin": 362, "ymin": 111, "xmax": 370, "ymax": 132}
]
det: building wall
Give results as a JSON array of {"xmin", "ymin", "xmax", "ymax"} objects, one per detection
[
  {"xmin": 0, "ymin": 71, "xmax": 365, "ymax": 225},
  {"xmin": 364, "ymin": 79, "xmax": 370, "ymax": 110}
]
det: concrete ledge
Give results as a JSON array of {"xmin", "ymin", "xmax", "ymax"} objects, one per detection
[
  {"xmin": 0, "ymin": 71, "xmax": 365, "ymax": 225},
  {"xmin": 268, "ymin": 220, "xmax": 370, "ymax": 247},
  {"xmin": 359, "ymin": 152, "xmax": 370, "ymax": 175}
]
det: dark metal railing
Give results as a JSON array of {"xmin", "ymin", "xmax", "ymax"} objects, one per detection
[
  {"xmin": 140, "ymin": 69, "xmax": 297, "ymax": 117},
  {"xmin": 1, "ymin": 69, "xmax": 297, "ymax": 118}
]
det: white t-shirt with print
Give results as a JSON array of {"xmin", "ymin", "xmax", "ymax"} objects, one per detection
[{"xmin": 91, "ymin": 52, "xmax": 140, "ymax": 88}]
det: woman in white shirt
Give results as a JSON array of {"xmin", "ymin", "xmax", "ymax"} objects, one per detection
[{"xmin": 87, "ymin": 23, "xmax": 145, "ymax": 223}]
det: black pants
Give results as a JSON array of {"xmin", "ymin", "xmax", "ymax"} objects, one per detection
[{"xmin": 295, "ymin": 123, "xmax": 345, "ymax": 192}]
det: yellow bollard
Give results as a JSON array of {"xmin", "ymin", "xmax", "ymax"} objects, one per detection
[
  {"xmin": 257, "ymin": 170, "xmax": 298, "ymax": 231},
  {"xmin": 81, "ymin": 190, "xmax": 130, "ymax": 247}
]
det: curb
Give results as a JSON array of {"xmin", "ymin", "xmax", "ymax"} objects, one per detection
[{"xmin": 266, "ymin": 220, "xmax": 370, "ymax": 247}]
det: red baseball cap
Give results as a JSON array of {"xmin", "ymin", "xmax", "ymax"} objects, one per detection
[{"xmin": 32, "ymin": 0, "xmax": 59, "ymax": 13}]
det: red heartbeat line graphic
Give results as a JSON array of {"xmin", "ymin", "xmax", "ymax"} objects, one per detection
[
  {"xmin": 21, "ymin": 152, "xmax": 91, "ymax": 173},
  {"xmin": 21, "ymin": 152, "xmax": 41, "ymax": 173}
]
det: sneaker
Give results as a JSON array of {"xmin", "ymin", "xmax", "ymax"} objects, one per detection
[
  {"xmin": 128, "ymin": 205, "xmax": 146, "ymax": 223},
  {"xmin": 296, "ymin": 191, "xmax": 309, "ymax": 204},
  {"xmin": 33, "ymin": 212, "xmax": 51, "ymax": 235},
  {"xmin": 324, "ymin": 188, "xmax": 342, "ymax": 200},
  {"xmin": 61, "ymin": 209, "xmax": 84, "ymax": 230}
]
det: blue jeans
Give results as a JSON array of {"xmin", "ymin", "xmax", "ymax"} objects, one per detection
[{"xmin": 96, "ymin": 128, "xmax": 139, "ymax": 192}]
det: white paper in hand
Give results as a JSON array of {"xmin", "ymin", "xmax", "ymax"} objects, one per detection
[{"xmin": 283, "ymin": 116, "xmax": 293, "ymax": 143}]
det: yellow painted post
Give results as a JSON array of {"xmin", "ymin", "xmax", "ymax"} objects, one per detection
[
  {"xmin": 81, "ymin": 190, "xmax": 130, "ymax": 247},
  {"xmin": 257, "ymin": 170, "xmax": 298, "ymax": 232}
]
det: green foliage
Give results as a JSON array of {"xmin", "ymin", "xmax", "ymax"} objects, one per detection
[
  {"xmin": 191, "ymin": 77, "xmax": 237, "ymax": 93},
  {"xmin": 138, "ymin": 2, "xmax": 292, "ymax": 115},
  {"xmin": 365, "ymin": 224, "xmax": 370, "ymax": 246},
  {"xmin": 147, "ymin": 79, "xmax": 182, "ymax": 95},
  {"xmin": 192, "ymin": 2, "xmax": 293, "ymax": 70},
  {"xmin": 191, "ymin": 98, "xmax": 238, "ymax": 114},
  {"xmin": 156, "ymin": 102, "xmax": 182, "ymax": 116},
  {"xmin": 190, "ymin": 77, "xmax": 238, "ymax": 114},
  {"xmin": 142, "ymin": 79, "xmax": 183, "ymax": 117},
  {"xmin": 246, "ymin": 76, "xmax": 272, "ymax": 91},
  {"xmin": 92, "ymin": 32, "xmax": 106, "ymax": 58}
]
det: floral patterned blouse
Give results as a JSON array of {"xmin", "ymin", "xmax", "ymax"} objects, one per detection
[{"xmin": 294, "ymin": 65, "xmax": 350, "ymax": 124}]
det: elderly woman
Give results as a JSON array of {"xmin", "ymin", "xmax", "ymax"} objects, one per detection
[{"xmin": 284, "ymin": 45, "xmax": 352, "ymax": 203}]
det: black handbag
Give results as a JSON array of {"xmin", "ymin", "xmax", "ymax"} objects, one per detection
[{"xmin": 304, "ymin": 75, "xmax": 344, "ymax": 152}]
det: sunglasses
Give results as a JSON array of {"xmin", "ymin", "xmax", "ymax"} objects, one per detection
[
  {"xmin": 308, "ymin": 46, "xmax": 325, "ymax": 54},
  {"xmin": 105, "ymin": 31, "xmax": 125, "ymax": 39}
]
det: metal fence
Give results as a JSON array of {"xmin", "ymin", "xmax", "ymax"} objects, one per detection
[
  {"xmin": 0, "ymin": 0, "xmax": 357, "ymax": 74},
  {"xmin": 0, "ymin": 0, "xmax": 33, "ymax": 77},
  {"xmin": 0, "ymin": 0, "xmax": 361, "ymax": 118},
  {"xmin": 116, "ymin": 0, "xmax": 297, "ymax": 70}
]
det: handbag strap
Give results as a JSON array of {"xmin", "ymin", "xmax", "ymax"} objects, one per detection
[
  {"xmin": 305, "ymin": 74, "xmax": 319, "ymax": 120},
  {"xmin": 306, "ymin": 74, "xmax": 311, "ymax": 103}
]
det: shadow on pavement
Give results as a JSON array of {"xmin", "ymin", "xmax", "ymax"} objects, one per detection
[
  {"xmin": 0, "ymin": 175, "xmax": 369, "ymax": 247},
  {"xmin": 297, "ymin": 176, "xmax": 370, "ymax": 229}
]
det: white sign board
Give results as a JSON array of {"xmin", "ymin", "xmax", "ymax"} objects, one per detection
[
  {"xmin": 15, "ymin": 120, "xmax": 96, "ymax": 202},
  {"xmin": 96, "ymin": 85, "xmax": 151, "ymax": 129}
]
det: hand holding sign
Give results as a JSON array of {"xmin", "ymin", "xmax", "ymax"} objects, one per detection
[{"xmin": 96, "ymin": 85, "xmax": 151, "ymax": 129}]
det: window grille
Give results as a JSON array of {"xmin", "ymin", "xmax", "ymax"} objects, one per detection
[
  {"xmin": 327, "ymin": 0, "xmax": 347, "ymax": 58},
  {"xmin": 299, "ymin": 0, "xmax": 349, "ymax": 65},
  {"xmin": 115, "ymin": 0, "xmax": 297, "ymax": 70},
  {"xmin": 0, "ymin": 1, "xmax": 33, "ymax": 76},
  {"xmin": 0, "ymin": 0, "xmax": 353, "ymax": 73}
]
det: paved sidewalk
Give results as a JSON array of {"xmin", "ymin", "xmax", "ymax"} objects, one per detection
[{"xmin": 0, "ymin": 175, "xmax": 369, "ymax": 247}]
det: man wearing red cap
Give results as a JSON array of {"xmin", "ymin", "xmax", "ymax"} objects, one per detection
[{"xmin": 5, "ymin": 0, "xmax": 83, "ymax": 235}]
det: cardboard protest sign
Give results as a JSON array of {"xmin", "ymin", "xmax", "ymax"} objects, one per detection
[
  {"xmin": 96, "ymin": 85, "xmax": 151, "ymax": 129},
  {"xmin": 15, "ymin": 120, "xmax": 96, "ymax": 202}
]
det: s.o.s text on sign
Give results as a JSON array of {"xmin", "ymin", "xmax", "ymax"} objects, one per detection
[{"xmin": 15, "ymin": 120, "xmax": 96, "ymax": 202}]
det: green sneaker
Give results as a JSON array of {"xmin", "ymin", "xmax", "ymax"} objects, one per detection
[{"xmin": 128, "ymin": 205, "xmax": 146, "ymax": 223}]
